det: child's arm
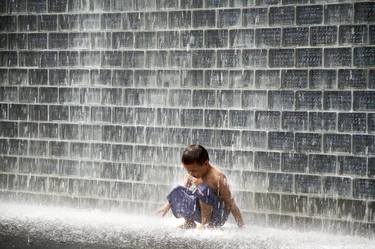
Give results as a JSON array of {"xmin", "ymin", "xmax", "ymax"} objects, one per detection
[
  {"xmin": 228, "ymin": 200, "xmax": 244, "ymax": 227},
  {"xmin": 218, "ymin": 175, "xmax": 245, "ymax": 227},
  {"xmin": 184, "ymin": 174, "xmax": 194, "ymax": 188},
  {"xmin": 157, "ymin": 202, "xmax": 170, "ymax": 216}
]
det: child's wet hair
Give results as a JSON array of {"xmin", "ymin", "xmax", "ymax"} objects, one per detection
[{"xmin": 181, "ymin": 144, "xmax": 209, "ymax": 166}]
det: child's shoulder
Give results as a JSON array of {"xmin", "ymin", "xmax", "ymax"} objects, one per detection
[
  {"xmin": 211, "ymin": 165, "xmax": 225, "ymax": 176},
  {"xmin": 209, "ymin": 166, "xmax": 227, "ymax": 183}
]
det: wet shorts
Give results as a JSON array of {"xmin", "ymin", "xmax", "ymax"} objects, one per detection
[{"xmin": 166, "ymin": 183, "xmax": 229, "ymax": 227}]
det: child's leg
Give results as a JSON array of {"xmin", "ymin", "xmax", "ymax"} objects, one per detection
[
  {"xmin": 198, "ymin": 200, "xmax": 213, "ymax": 226},
  {"xmin": 195, "ymin": 183, "xmax": 227, "ymax": 227},
  {"xmin": 167, "ymin": 186, "xmax": 198, "ymax": 228}
]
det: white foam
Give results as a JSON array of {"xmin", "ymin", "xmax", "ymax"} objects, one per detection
[{"xmin": 0, "ymin": 201, "xmax": 373, "ymax": 249}]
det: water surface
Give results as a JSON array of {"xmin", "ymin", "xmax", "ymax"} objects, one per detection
[{"xmin": 0, "ymin": 202, "xmax": 373, "ymax": 249}]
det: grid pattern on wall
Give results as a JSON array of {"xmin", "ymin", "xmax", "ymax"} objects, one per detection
[{"xmin": 0, "ymin": 0, "xmax": 374, "ymax": 235}]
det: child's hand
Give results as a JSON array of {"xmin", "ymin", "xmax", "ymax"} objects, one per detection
[
  {"xmin": 189, "ymin": 176, "xmax": 203, "ymax": 186},
  {"xmin": 156, "ymin": 203, "xmax": 170, "ymax": 217}
]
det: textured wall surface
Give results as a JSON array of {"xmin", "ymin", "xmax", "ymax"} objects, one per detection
[{"xmin": 0, "ymin": 0, "xmax": 374, "ymax": 235}]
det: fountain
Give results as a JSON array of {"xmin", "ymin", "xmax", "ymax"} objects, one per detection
[{"xmin": 0, "ymin": 0, "xmax": 374, "ymax": 248}]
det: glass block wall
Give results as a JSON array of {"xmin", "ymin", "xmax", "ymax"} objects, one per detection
[{"xmin": 0, "ymin": 0, "xmax": 374, "ymax": 236}]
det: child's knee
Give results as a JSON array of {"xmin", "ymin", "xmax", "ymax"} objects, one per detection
[
  {"xmin": 171, "ymin": 185, "xmax": 189, "ymax": 194},
  {"xmin": 167, "ymin": 185, "xmax": 188, "ymax": 201},
  {"xmin": 196, "ymin": 183, "xmax": 210, "ymax": 196},
  {"xmin": 174, "ymin": 185, "xmax": 186, "ymax": 192},
  {"xmin": 196, "ymin": 183, "xmax": 217, "ymax": 205}
]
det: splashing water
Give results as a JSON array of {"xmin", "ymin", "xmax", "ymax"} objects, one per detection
[{"xmin": 0, "ymin": 202, "xmax": 373, "ymax": 249}]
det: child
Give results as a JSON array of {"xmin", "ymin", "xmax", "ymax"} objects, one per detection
[{"xmin": 157, "ymin": 144, "xmax": 245, "ymax": 229}]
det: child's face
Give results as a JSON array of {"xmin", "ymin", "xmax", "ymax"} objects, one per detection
[{"xmin": 182, "ymin": 160, "xmax": 209, "ymax": 178}]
